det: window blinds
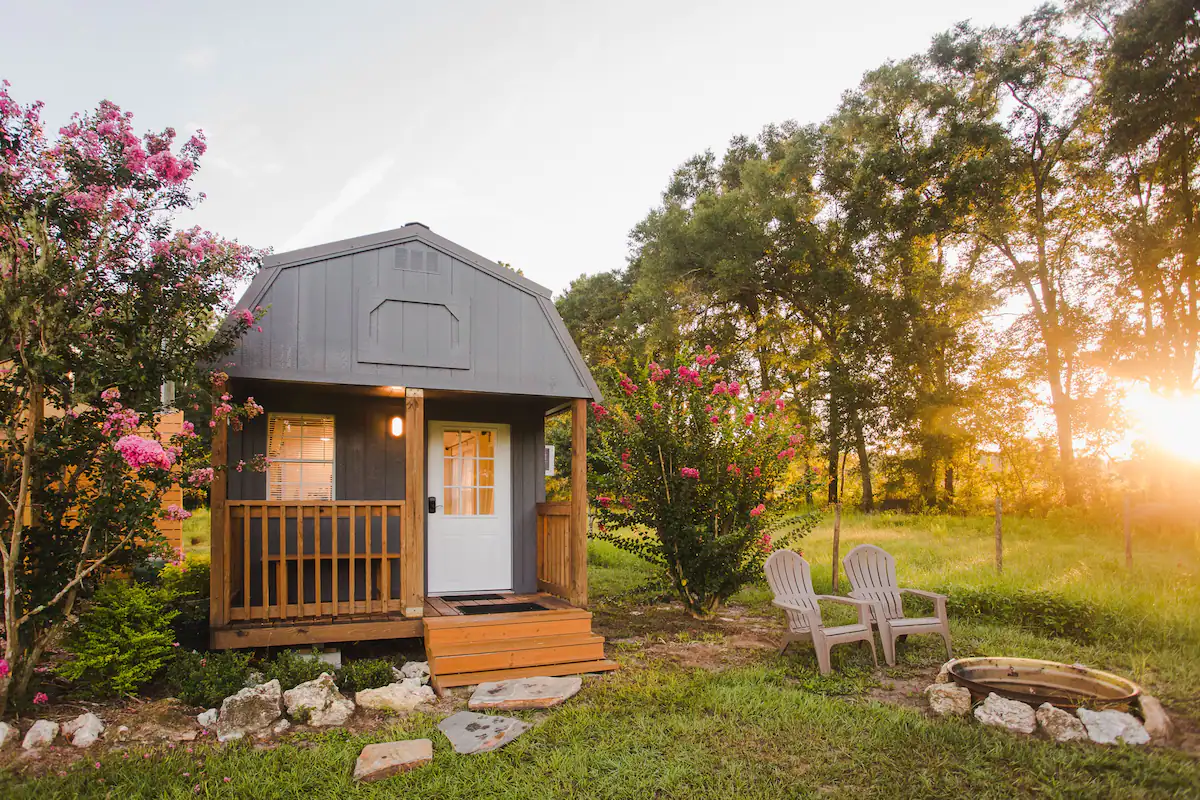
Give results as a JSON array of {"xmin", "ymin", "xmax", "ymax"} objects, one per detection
[{"xmin": 266, "ymin": 413, "xmax": 335, "ymax": 501}]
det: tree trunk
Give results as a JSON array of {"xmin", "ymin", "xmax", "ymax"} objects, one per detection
[
  {"xmin": 944, "ymin": 465, "xmax": 955, "ymax": 499},
  {"xmin": 1044, "ymin": 343, "xmax": 1079, "ymax": 505},
  {"xmin": 826, "ymin": 377, "xmax": 841, "ymax": 505},
  {"xmin": 849, "ymin": 406, "xmax": 874, "ymax": 511}
]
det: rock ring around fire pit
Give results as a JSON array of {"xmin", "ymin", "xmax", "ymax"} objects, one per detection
[{"xmin": 946, "ymin": 657, "xmax": 1140, "ymax": 711}]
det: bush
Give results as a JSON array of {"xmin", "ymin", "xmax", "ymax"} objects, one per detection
[
  {"xmin": 942, "ymin": 585, "xmax": 1115, "ymax": 643},
  {"xmin": 56, "ymin": 579, "xmax": 179, "ymax": 698},
  {"xmin": 159, "ymin": 554, "xmax": 210, "ymax": 651},
  {"xmin": 336, "ymin": 658, "xmax": 396, "ymax": 693},
  {"xmin": 165, "ymin": 649, "xmax": 253, "ymax": 708},
  {"xmin": 262, "ymin": 648, "xmax": 332, "ymax": 690},
  {"xmin": 590, "ymin": 349, "xmax": 820, "ymax": 616}
]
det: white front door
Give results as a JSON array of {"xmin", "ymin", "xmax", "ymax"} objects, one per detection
[{"xmin": 426, "ymin": 421, "xmax": 512, "ymax": 595}]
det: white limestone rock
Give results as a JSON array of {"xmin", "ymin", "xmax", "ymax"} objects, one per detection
[
  {"xmin": 62, "ymin": 712, "xmax": 105, "ymax": 748},
  {"xmin": 399, "ymin": 661, "xmax": 431, "ymax": 685},
  {"xmin": 925, "ymin": 683, "xmax": 972, "ymax": 717},
  {"xmin": 21, "ymin": 719, "xmax": 59, "ymax": 750},
  {"xmin": 973, "ymin": 693, "xmax": 1036, "ymax": 734},
  {"xmin": 216, "ymin": 679, "xmax": 283, "ymax": 742},
  {"xmin": 196, "ymin": 708, "xmax": 219, "ymax": 729},
  {"xmin": 356, "ymin": 680, "xmax": 435, "ymax": 713},
  {"xmin": 0, "ymin": 720, "xmax": 14, "ymax": 749},
  {"xmin": 1035, "ymin": 703, "xmax": 1087, "ymax": 743},
  {"xmin": 283, "ymin": 672, "xmax": 355, "ymax": 727},
  {"xmin": 1076, "ymin": 708, "xmax": 1150, "ymax": 746}
]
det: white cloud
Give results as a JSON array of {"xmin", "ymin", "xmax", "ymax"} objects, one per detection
[{"xmin": 280, "ymin": 155, "xmax": 397, "ymax": 252}]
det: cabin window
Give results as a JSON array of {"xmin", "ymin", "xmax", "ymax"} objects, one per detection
[
  {"xmin": 266, "ymin": 413, "xmax": 335, "ymax": 501},
  {"xmin": 441, "ymin": 428, "xmax": 495, "ymax": 515}
]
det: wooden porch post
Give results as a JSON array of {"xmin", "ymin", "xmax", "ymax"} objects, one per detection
[
  {"xmin": 570, "ymin": 398, "xmax": 588, "ymax": 607},
  {"xmin": 403, "ymin": 389, "xmax": 426, "ymax": 617},
  {"xmin": 209, "ymin": 418, "xmax": 228, "ymax": 633}
]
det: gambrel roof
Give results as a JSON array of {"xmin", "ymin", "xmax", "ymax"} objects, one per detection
[{"xmin": 225, "ymin": 223, "xmax": 600, "ymax": 401}]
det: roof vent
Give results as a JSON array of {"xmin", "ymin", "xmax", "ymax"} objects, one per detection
[{"xmin": 405, "ymin": 221, "xmax": 430, "ymax": 230}]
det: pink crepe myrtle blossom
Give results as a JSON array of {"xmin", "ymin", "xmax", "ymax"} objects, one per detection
[
  {"xmin": 743, "ymin": 413, "xmax": 756, "ymax": 427},
  {"xmin": 114, "ymin": 435, "xmax": 174, "ymax": 470},
  {"xmin": 597, "ymin": 496, "xmax": 612, "ymax": 508},
  {"xmin": 789, "ymin": 434, "xmax": 803, "ymax": 445},
  {"xmin": 760, "ymin": 533, "xmax": 772, "ymax": 553},
  {"xmin": 0, "ymin": 658, "xmax": 8, "ymax": 679},
  {"xmin": 680, "ymin": 467, "xmax": 699, "ymax": 479},
  {"xmin": 187, "ymin": 467, "xmax": 215, "ymax": 486},
  {"xmin": 163, "ymin": 505, "xmax": 191, "ymax": 521},
  {"xmin": 590, "ymin": 402, "xmax": 609, "ymax": 419},
  {"xmin": 710, "ymin": 415, "xmax": 720, "ymax": 424},
  {"xmin": 100, "ymin": 387, "xmax": 121, "ymax": 403},
  {"xmin": 618, "ymin": 376, "xmax": 638, "ymax": 396},
  {"xmin": 102, "ymin": 407, "xmax": 140, "ymax": 437},
  {"xmin": 32, "ymin": 692, "xmax": 48, "ymax": 705},
  {"xmin": 727, "ymin": 464, "xmax": 741, "ymax": 475},
  {"xmin": 179, "ymin": 420, "xmax": 196, "ymax": 438},
  {"xmin": 750, "ymin": 503, "xmax": 766, "ymax": 517},
  {"xmin": 652, "ymin": 402, "xmax": 662, "ymax": 411},
  {"xmin": 752, "ymin": 466, "xmax": 761, "ymax": 478},
  {"xmin": 776, "ymin": 447, "xmax": 796, "ymax": 460}
]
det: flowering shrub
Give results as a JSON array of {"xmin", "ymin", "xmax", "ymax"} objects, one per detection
[
  {"xmin": 0, "ymin": 83, "xmax": 266, "ymax": 713},
  {"xmin": 590, "ymin": 348, "xmax": 819, "ymax": 616},
  {"xmin": 55, "ymin": 579, "xmax": 179, "ymax": 698}
]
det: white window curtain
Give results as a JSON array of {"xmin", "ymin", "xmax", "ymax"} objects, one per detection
[{"xmin": 266, "ymin": 413, "xmax": 335, "ymax": 501}]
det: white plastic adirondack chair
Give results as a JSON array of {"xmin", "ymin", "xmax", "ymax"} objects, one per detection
[
  {"xmin": 842, "ymin": 544, "xmax": 951, "ymax": 666},
  {"xmin": 764, "ymin": 550, "xmax": 877, "ymax": 675}
]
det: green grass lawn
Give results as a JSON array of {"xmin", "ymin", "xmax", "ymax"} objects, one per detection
[{"xmin": 5, "ymin": 511, "xmax": 1199, "ymax": 798}]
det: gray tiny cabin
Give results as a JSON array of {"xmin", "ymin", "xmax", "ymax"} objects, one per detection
[{"xmin": 207, "ymin": 222, "xmax": 615, "ymax": 691}]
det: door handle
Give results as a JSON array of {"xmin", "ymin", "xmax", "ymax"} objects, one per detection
[{"xmin": 428, "ymin": 496, "xmax": 437, "ymax": 514}]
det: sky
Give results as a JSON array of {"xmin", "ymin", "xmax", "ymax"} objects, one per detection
[{"xmin": 4, "ymin": 0, "xmax": 1039, "ymax": 296}]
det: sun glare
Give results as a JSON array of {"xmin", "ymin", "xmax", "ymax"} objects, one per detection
[{"xmin": 1124, "ymin": 388, "xmax": 1200, "ymax": 463}]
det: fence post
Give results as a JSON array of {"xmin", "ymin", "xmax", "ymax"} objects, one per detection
[
  {"xmin": 832, "ymin": 502, "xmax": 842, "ymax": 593},
  {"xmin": 994, "ymin": 496, "xmax": 1002, "ymax": 575},
  {"xmin": 1124, "ymin": 492, "xmax": 1133, "ymax": 569}
]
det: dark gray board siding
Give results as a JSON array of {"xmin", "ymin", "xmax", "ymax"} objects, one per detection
[
  {"xmin": 226, "ymin": 226, "xmax": 601, "ymax": 401},
  {"xmin": 227, "ymin": 383, "xmax": 546, "ymax": 596}
]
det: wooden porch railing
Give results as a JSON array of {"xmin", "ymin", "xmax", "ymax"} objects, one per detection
[
  {"xmin": 536, "ymin": 502, "xmax": 573, "ymax": 600},
  {"xmin": 220, "ymin": 501, "xmax": 406, "ymax": 624}
]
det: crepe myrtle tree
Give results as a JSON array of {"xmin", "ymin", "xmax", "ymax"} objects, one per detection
[
  {"xmin": 590, "ymin": 348, "xmax": 820, "ymax": 617},
  {"xmin": 0, "ymin": 82, "xmax": 267, "ymax": 713}
]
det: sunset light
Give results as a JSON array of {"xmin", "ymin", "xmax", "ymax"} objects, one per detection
[{"xmin": 1123, "ymin": 387, "xmax": 1200, "ymax": 463}]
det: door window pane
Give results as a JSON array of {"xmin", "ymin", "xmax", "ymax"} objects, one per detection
[{"xmin": 442, "ymin": 427, "xmax": 498, "ymax": 516}]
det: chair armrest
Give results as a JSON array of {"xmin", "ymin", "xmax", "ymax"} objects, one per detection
[
  {"xmin": 772, "ymin": 598, "xmax": 824, "ymax": 631},
  {"xmin": 899, "ymin": 588, "xmax": 946, "ymax": 601},
  {"xmin": 814, "ymin": 595, "xmax": 876, "ymax": 626}
]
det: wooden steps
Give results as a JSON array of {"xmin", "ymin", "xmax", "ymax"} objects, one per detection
[{"xmin": 423, "ymin": 606, "xmax": 618, "ymax": 694}]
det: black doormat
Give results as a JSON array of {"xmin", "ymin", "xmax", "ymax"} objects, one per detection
[
  {"xmin": 456, "ymin": 602, "xmax": 548, "ymax": 615},
  {"xmin": 440, "ymin": 593, "xmax": 506, "ymax": 602}
]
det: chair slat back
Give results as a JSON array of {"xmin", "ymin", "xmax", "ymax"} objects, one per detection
[
  {"xmin": 843, "ymin": 544, "xmax": 904, "ymax": 619},
  {"xmin": 764, "ymin": 549, "xmax": 818, "ymax": 631}
]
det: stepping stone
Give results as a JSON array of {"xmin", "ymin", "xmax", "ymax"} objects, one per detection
[
  {"xmin": 469, "ymin": 676, "xmax": 582, "ymax": 711},
  {"xmin": 353, "ymin": 739, "xmax": 433, "ymax": 781},
  {"xmin": 437, "ymin": 711, "xmax": 531, "ymax": 754}
]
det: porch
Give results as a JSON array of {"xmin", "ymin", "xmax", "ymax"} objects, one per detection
[{"xmin": 207, "ymin": 391, "xmax": 593, "ymax": 653}]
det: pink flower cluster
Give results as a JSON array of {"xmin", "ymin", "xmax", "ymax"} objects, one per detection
[
  {"xmin": 590, "ymin": 402, "xmax": 608, "ymax": 419},
  {"xmin": 100, "ymin": 387, "xmax": 121, "ymax": 403},
  {"xmin": 115, "ymin": 434, "xmax": 174, "ymax": 470},
  {"xmin": 163, "ymin": 504, "xmax": 192, "ymax": 521},
  {"xmin": 0, "ymin": 658, "xmax": 8, "ymax": 679},
  {"xmin": 33, "ymin": 692, "xmax": 48, "ymax": 705},
  {"xmin": 102, "ymin": 407, "xmax": 140, "ymax": 437},
  {"xmin": 187, "ymin": 467, "xmax": 214, "ymax": 486},
  {"xmin": 750, "ymin": 503, "xmax": 766, "ymax": 517},
  {"xmin": 727, "ymin": 463, "xmax": 741, "ymax": 476},
  {"xmin": 620, "ymin": 450, "xmax": 632, "ymax": 471},
  {"xmin": 694, "ymin": 347, "xmax": 719, "ymax": 367},
  {"xmin": 618, "ymin": 376, "xmax": 638, "ymax": 396},
  {"xmin": 180, "ymin": 420, "xmax": 196, "ymax": 438},
  {"xmin": 776, "ymin": 447, "xmax": 797, "ymax": 460},
  {"xmin": 676, "ymin": 366, "xmax": 702, "ymax": 386},
  {"xmin": 648, "ymin": 362, "xmax": 669, "ymax": 382},
  {"xmin": 680, "ymin": 467, "xmax": 700, "ymax": 479},
  {"xmin": 743, "ymin": 413, "xmax": 756, "ymax": 427},
  {"xmin": 789, "ymin": 434, "xmax": 803, "ymax": 445},
  {"xmin": 597, "ymin": 496, "xmax": 612, "ymax": 508},
  {"xmin": 711, "ymin": 380, "xmax": 741, "ymax": 397}
]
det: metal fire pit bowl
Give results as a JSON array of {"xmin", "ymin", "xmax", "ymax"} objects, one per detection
[{"xmin": 946, "ymin": 657, "xmax": 1141, "ymax": 711}]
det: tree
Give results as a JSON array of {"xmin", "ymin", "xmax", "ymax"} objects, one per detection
[
  {"xmin": 1099, "ymin": 0, "xmax": 1200, "ymax": 394},
  {"xmin": 0, "ymin": 84, "xmax": 263, "ymax": 712},
  {"xmin": 929, "ymin": 8, "xmax": 1110, "ymax": 504},
  {"xmin": 589, "ymin": 348, "xmax": 818, "ymax": 616}
]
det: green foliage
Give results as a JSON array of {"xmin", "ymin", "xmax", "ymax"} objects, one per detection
[
  {"xmin": 165, "ymin": 649, "xmax": 253, "ymax": 709},
  {"xmin": 590, "ymin": 349, "xmax": 820, "ymax": 616},
  {"xmin": 941, "ymin": 585, "xmax": 1115, "ymax": 644},
  {"xmin": 261, "ymin": 648, "xmax": 332, "ymax": 691},
  {"xmin": 159, "ymin": 554, "xmax": 210, "ymax": 651},
  {"xmin": 335, "ymin": 658, "xmax": 396, "ymax": 693},
  {"xmin": 56, "ymin": 580, "xmax": 179, "ymax": 698}
]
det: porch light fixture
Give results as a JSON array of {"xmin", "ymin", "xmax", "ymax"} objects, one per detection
[{"xmin": 390, "ymin": 416, "xmax": 404, "ymax": 437}]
